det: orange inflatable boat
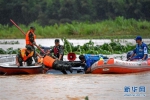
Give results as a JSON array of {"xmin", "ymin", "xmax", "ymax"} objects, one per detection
[{"xmin": 91, "ymin": 58, "xmax": 150, "ymax": 74}]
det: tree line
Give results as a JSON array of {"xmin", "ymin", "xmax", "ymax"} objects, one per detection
[{"xmin": 0, "ymin": 0, "xmax": 150, "ymax": 26}]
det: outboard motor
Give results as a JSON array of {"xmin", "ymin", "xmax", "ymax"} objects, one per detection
[{"xmin": 126, "ymin": 51, "xmax": 133, "ymax": 60}]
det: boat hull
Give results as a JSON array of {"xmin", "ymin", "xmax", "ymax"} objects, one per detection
[
  {"xmin": 91, "ymin": 58, "xmax": 150, "ymax": 74},
  {"xmin": 0, "ymin": 64, "xmax": 43, "ymax": 75}
]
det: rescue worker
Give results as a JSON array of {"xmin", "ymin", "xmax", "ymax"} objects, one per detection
[
  {"xmin": 16, "ymin": 45, "xmax": 35, "ymax": 66},
  {"xmin": 50, "ymin": 39, "xmax": 64, "ymax": 60},
  {"xmin": 128, "ymin": 36, "xmax": 148, "ymax": 61},
  {"xmin": 43, "ymin": 55, "xmax": 72, "ymax": 74},
  {"xmin": 25, "ymin": 26, "xmax": 38, "ymax": 62},
  {"xmin": 79, "ymin": 54, "xmax": 106, "ymax": 73}
]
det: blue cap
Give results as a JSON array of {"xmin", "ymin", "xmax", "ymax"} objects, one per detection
[{"xmin": 135, "ymin": 36, "xmax": 142, "ymax": 41}]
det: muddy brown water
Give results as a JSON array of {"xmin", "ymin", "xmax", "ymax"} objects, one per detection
[
  {"xmin": 0, "ymin": 39, "xmax": 150, "ymax": 100},
  {"xmin": 0, "ymin": 72, "xmax": 150, "ymax": 100}
]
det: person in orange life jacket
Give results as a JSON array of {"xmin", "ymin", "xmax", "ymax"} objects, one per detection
[
  {"xmin": 25, "ymin": 26, "xmax": 38, "ymax": 62},
  {"xmin": 43, "ymin": 55, "xmax": 72, "ymax": 73},
  {"xmin": 128, "ymin": 36, "xmax": 148, "ymax": 61},
  {"xmin": 43, "ymin": 53, "xmax": 87, "ymax": 73},
  {"xmin": 50, "ymin": 39, "xmax": 64, "ymax": 60},
  {"xmin": 16, "ymin": 45, "xmax": 35, "ymax": 66}
]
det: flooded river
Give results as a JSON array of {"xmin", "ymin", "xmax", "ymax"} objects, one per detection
[
  {"xmin": 0, "ymin": 39, "xmax": 150, "ymax": 100},
  {"xmin": 0, "ymin": 38, "xmax": 150, "ymax": 50},
  {"xmin": 0, "ymin": 72, "xmax": 150, "ymax": 100}
]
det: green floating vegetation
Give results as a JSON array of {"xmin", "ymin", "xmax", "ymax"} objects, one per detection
[
  {"xmin": 0, "ymin": 38, "xmax": 150, "ymax": 55},
  {"xmin": 0, "ymin": 41, "xmax": 19, "ymax": 44},
  {"xmin": 0, "ymin": 47, "xmax": 18, "ymax": 54},
  {"xmin": 63, "ymin": 38, "xmax": 150, "ymax": 55}
]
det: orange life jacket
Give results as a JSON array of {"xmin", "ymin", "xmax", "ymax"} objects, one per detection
[
  {"xmin": 20, "ymin": 48, "xmax": 34, "ymax": 61},
  {"xmin": 26, "ymin": 30, "xmax": 36, "ymax": 45},
  {"xmin": 43, "ymin": 55, "xmax": 56, "ymax": 68}
]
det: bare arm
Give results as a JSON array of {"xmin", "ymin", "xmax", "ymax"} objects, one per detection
[
  {"xmin": 142, "ymin": 54, "xmax": 147, "ymax": 60},
  {"xmin": 36, "ymin": 52, "xmax": 42, "ymax": 58},
  {"xmin": 16, "ymin": 54, "xmax": 20, "ymax": 66},
  {"xmin": 85, "ymin": 67, "xmax": 91, "ymax": 74},
  {"xmin": 58, "ymin": 46, "xmax": 64, "ymax": 60},
  {"xmin": 58, "ymin": 54, "xmax": 63, "ymax": 60},
  {"xmin": 130, "ymin": 53, "xmax": 135, "ymax": 59}
]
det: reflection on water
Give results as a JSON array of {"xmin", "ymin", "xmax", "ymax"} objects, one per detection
[{"xmin": 0, "ymin": 72, "xmax": 150, "ymax": 100}]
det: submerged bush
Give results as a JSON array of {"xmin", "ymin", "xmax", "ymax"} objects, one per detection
[
  {"xmin": 63, "ymin": 38, "xmax": 138, "ymax": 55},
  {"xmin": 0, "ymin": 38, "xmax": 149, "ymax": 55}
]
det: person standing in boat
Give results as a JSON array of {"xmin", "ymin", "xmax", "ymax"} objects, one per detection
[
  {"xmin": 16, "ymin": 45, "xmax": 35, "ymax": 66},
  {"xmin": 79, "ymin": 54, "xmax": 105, "ymax": 74},
  {"xmin": 129, "ymin": 36, "xmax": 148, "ymax": 61},
  {"xmin": 49, "ymin": 39, "xmax": 64, "ymax": 60},
  {"xmin": 25, "ymin": 26, "xmax": 38, "ymax": 63}
]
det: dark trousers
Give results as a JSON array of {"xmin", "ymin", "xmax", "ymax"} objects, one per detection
[
  {"xmin": 18, "ymin": 57, "xmax": 33, "ymax": 66},
  {"xmin": 52, "ymin": 60, "xmax": 71, "ymax": 70}
]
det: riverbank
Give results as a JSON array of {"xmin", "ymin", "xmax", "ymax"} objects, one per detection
[{"xmin": 1, "ymin": 17, "xmax": 150, "ymax": 39}]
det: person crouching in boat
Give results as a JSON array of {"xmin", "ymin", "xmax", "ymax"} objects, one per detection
[
  {"xmin": 79, "ymin": 54, "xmax": 104, "ymax": 74},
  {"xmin": 128, "ymin": 36, "xmax": 148, "ymax": 61},
  {"xmin": 16, "ymin": 45, "xmax": 36, "ymax": 66}
]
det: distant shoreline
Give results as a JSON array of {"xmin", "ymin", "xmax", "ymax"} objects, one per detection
[{"xmin": 1, "ymin": 17, "xmax": 150, "ymax": 39}]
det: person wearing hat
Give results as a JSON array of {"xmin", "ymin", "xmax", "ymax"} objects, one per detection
[
  {"xmin": 50, "ymin": 39, "xmax": 64, "ymax": 60},
  {"xmin": 128, "ymin": 36, "xmax": 148, "ymax": 61},
  {"xmin": 16, "ymin": 45, "xmax": 35, "ymax": 66},
  {"xmin": 25, "ymin": 26, "xmax": 38, "ymax": 63}
]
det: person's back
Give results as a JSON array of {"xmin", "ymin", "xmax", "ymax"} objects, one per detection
[
  {"xmin": 85, "ymin": 54, "xmax": 100, "ymax": 67},
  {"xmin": 84, "ymin": 54, "xmax": 104, "ymax": 73}
]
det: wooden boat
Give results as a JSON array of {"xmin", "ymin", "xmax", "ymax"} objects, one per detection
[
  {"xmin": 0, "ymin": 63, "xmax": 43, "ymax": 75},
  {"xmin": 91, "ymin": 58, "xmax": 150, "ymax": 74}
]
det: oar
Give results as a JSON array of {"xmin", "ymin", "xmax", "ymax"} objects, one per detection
[
  {"xmin": 10, "ymin": 19, "xmax": 45, "ymax": 54},
  {"xmin": 10, "ymin": 19, "xmax": 71, "ymax": 74}
]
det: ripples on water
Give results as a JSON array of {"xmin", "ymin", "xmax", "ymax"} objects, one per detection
[{"xmin": 0, "ymin": 72, "xmax": 150, "ymax": 100}]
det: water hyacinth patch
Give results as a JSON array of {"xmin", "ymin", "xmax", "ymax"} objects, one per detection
[{"xmin": 0, "ymin": 38, "xmax": 149, "ymax": 55}]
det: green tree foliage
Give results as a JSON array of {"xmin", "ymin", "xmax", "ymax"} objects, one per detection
[{"xmin": 0, "ymin": 0, "xmax": 150, "ymax": 26}]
